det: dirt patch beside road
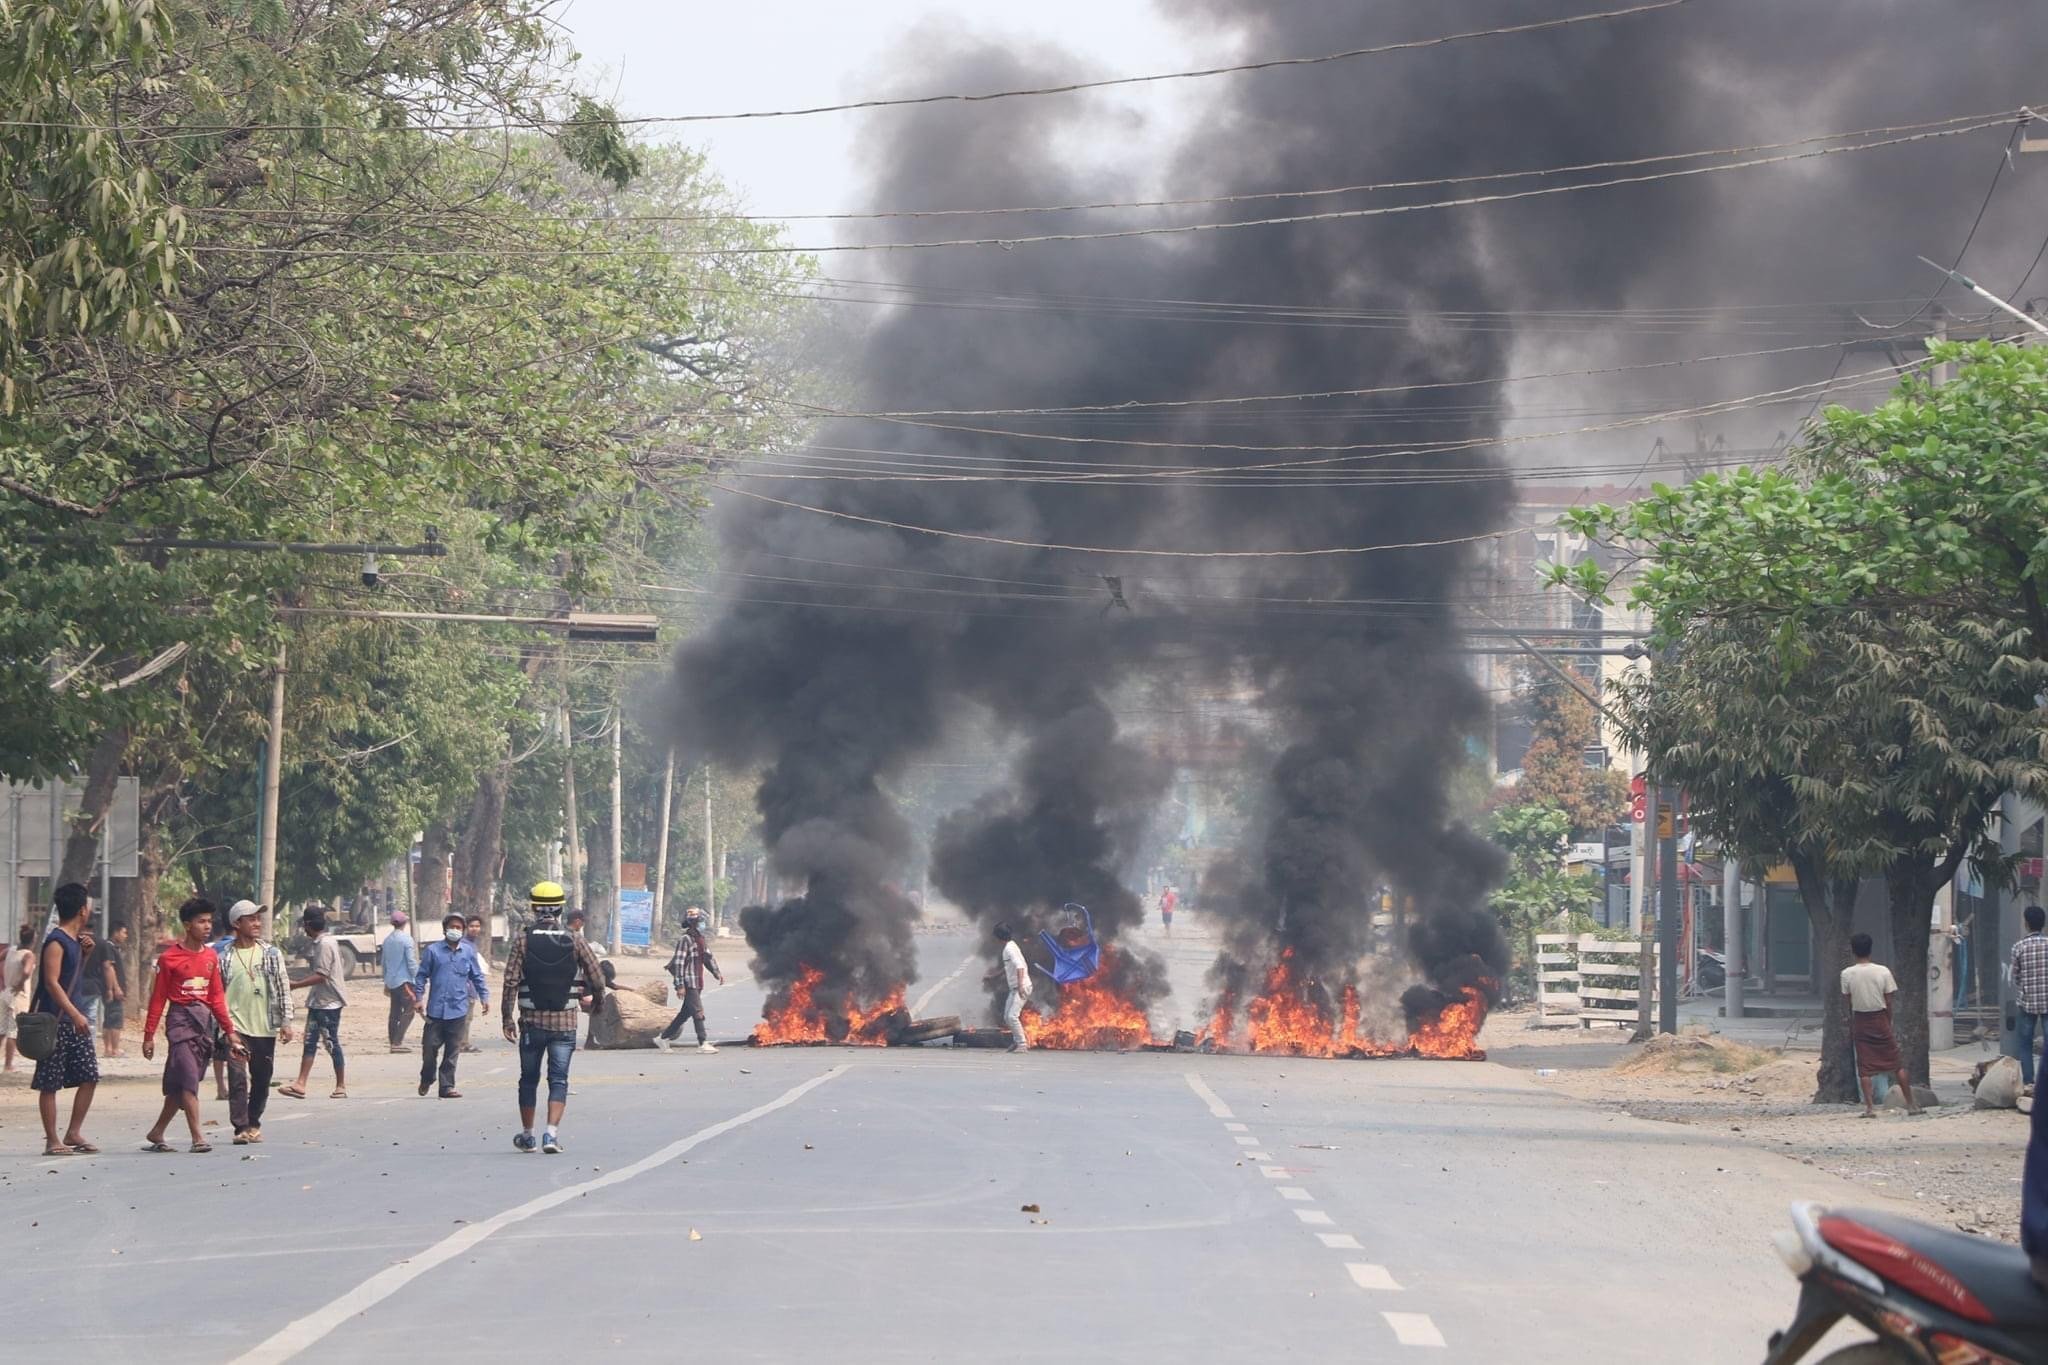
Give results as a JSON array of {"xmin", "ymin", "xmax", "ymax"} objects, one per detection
[{"xmin": 1481, "ymin": 1009, "xmax": 2028, "ymax": 1241}]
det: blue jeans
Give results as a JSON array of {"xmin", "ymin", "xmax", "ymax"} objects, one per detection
[
  {"xmin": 302, "ymin": 1007, "xmax": 345, "ymax": 1071},
  {"xmin": 2020, "ymin": 1012, "xmax": 2048, "ymax": 1087},
  {"xmin": 518, "ymin": 1026, "xmax": 576, "ymax": 1109}
]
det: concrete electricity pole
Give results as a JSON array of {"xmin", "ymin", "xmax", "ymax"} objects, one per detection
[
  {"xmin": 1657, "ymin": 784, "xmax": 1681, "ymax": 1034},
  {"xmin": 609, "ymin": 705, "xmax": 623, "ymax": 956},
  {"xmin": 703, "ymin": 768, "xmax": 715, "ymax": 933},
  {"xmin": 256, "ymin": 645, "xmax": 286, "ymax": 939},
  {"xmin": 652, "ymin": 747, "xmax": 676, "ymax": 931},
  {"xmin": 561, "ymin": 703, "xmax": 584, "ymax": 915},
  {"xmin": 1724, "ymin": 852, "xmax": 1744, "ymax": 1020}
]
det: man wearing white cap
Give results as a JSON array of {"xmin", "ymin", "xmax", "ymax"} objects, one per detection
[{"xmin": 215, "ymin": 900, "xmax": 293, "ymax": 1143}]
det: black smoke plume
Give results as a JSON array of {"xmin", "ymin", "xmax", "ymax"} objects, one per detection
[{"xmin": 660, "ymin": 1, "xmax": 2048, "ymax": 1033}]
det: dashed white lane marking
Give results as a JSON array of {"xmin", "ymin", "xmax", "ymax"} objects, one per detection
[
  {"xmin": 1277, "ymin": 1187, "xmax": 1313, "ymax": 1202},
  {"xmin": 1223, "ymin": 1122, "xmax": 1248, "ymax": 1132},
  {"xmin": 227, "ymin": 1064, "xmax": 851, "ymax": 1365},
  {"xmin": 1260, "ymin": 1166, "xmax": 1290, "ymax": 1179},
  {"xmin": 1232, "ymin": 1135, "xmax": 1258, "ymax": 1146},
  {"xmin": 1246, "ymin": 1151, "xmax": 1271, "ymax": 1160},
  {"xmin": 1316, "ymin": 1232, "xmax": 1363, "ymax": 1250},
  {"xmin": 1347, "ymin": 1264, "xmax": 1403, "ymax": 1292},
  {"xmin": 911, "ymin": 954, "xmax": 976, "ymax": 1015},
  {"xmin": 1183, "ymin": 1073, "xmax": 1234, "ymax": 1119},
  {"xmin": 1383, "ymin": 1313, "xmax": 1445, "ymax": 1348},
  {"xmin": 1294, "ymin": 1209, "xmax": 1335, "ymax": 1226}
]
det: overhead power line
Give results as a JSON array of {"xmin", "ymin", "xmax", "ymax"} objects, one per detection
[{"xmin": 8, "ymin": 2, "xmax": 1687, "ymax": 140}]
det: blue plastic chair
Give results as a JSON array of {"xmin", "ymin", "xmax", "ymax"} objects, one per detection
[{"xmin": 1036, "ymin": 903, "xmax": 1101, "ymax": 985}]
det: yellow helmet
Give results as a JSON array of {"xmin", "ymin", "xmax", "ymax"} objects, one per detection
[{"xmin": 529, "ymin": 881, "xmax": 567, "ymax": 909}]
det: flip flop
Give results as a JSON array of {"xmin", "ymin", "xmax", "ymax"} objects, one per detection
[
  {"xmin": 65, "ymin": 1140, "xmax": 100, "ymax": 1154},
  {"xmin": 42, "ymin": 1142, "xmax": 75, "ymax": 1157},
  {"xmin": 190, "ymin": 1142, "xmax": 212, "ymax": 1154},
  {"xmin": 140, "ymin": 1141, "xmax": 173, "ymax": 1153},
  {"xmin": 276, "ymin": 1085, "xmax": 307, "ymax": 1099},
  {"xmin": 330, "ymin": 1088, "xmax": 347, "ymax": 1099}
]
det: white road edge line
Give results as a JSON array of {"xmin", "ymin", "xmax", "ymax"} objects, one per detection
[
  {"xmin": 1383, "ymin": 1312, "xmax": 1445, "ymax": 1348},
  {"xmin": 226, "ymin": 1064, "xmax": 852, "ymax": 1365},
  {"xmin": 912, "ymin": 954, "xmax": 976, "ymax": 1015},
  {"xmin": 1347, "ymin": 1263, "xmax": 1403, "ymax": 1292},
  {"xmin": 1183, "ymin": 1073, "xmax": 1233, "ymax": 1119}
]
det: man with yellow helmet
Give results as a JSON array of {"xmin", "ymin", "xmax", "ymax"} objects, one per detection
[{"xmin": 500, "ymin": 882, "xmax": 606, "ymax": 1154}]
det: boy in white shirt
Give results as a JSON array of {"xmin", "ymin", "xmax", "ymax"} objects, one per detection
[
  {"xmin": 1841, "ymin": 933, "xmax": 1921, "ymax": 1117},
  {"xmin": 997, "ymin": 923, "xmax": 1032, "ymax": 1053}
]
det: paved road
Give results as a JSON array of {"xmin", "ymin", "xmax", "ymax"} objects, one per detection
[{"xmin": 8, "ymin": 929, "xmax": 1886, "ymax": 1362}]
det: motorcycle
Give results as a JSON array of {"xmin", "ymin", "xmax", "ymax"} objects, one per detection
[
  {"xmin": 1699, "ymin": 946, "xmax": 1727, "ymax": 991},
  {"xmin": 1765, "ymin": 1201, "xmax": 2048, "ymax": 1363}
]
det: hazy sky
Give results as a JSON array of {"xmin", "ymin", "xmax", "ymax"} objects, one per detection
[{"xmin": 557, "ymin": 1, "xmax": 1216, "ymax": 224}]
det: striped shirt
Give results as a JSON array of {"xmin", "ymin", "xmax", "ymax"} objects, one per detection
[
  {"xmin": 214, "ymin": 939, "xmax": 293, "ymax": 1036},
  {"xmin": 2012, "ymin": 932, "xmax": 2048, "ymax": 1014}
]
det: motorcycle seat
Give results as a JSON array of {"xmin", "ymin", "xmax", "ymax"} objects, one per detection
[{"xmin": 1847, "ymin": 1209, "xmax": 2048, "ymax": 1326}]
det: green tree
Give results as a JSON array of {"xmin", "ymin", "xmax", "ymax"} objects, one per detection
[{"xmin": 1487, "ymin": 801, "xmax": 1602, "ymax": 998}]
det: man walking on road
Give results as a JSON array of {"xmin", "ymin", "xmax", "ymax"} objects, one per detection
[
  {"xmin": 997, "ymin": 922, "xmax": 1032, "ymax": 1052},
  {"xmin": 656, "ymin": 907, "xmax": 724, "ymax": 1053},
  {"xmin": 462, "ymin": 913, "xmax": 488, "ymax": 1053},
  {"xmin": 142, "ymin": 898, "xmax": 246, "ymax": 1154},
  {"xmin": 415, "ymin": 913, "xmax": 489, "ymax": 1098},
  {"xmin": 91, "ymin": 921, "xmax": 130, "ymax": 1057},
  {"xmin": 381, "ymin": 911, "xmax": 419, "ymax": 1053},
  {"xmin": 2011, "ymin": 905, "xmax": 2048, "ymax": 1087},
  {"xmin": 281, "ymin": 906, "xmax": 348, "ymax": 1100},
  {"xmin": 32, "ymin": 884, "xmax": 99, "ymax": 1155},
  {"xmin": 216, "ymin": 900, "xmax": 291, "ymax": 1144},
  {"xmin": 1843, "ymin": 933, "xmax": 1922, "ymax": 1117},
  {"xmin": 502, "ymin": 882, "xmax": 606, "ymax": 1154}
]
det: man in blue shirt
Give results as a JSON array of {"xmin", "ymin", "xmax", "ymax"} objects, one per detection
[
  {"xmin": 413, "ymin": 913, "xmax": 490, "ymax": 1098},
  {"xmin": 380, "ymin": 911, "xmax": 420, "ymax": 1053}
]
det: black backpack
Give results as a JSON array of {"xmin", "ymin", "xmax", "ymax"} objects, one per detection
[{"xmin": 521, "ymin": 927, "xmax": 579, "ymax": 1012}]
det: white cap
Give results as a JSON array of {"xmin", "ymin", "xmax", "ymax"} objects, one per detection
[{"xmin": 228, "ymin": 899, "xmax": 264, "ymax": 923}]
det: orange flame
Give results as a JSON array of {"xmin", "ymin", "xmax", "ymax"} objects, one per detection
[
  {"xmin": 752, "ymin": 965, "xmax": 907, "ymax": 1046},
  {"xmin": 1202, "ymin": 951, "xmax": 1490, "ymax": 1060},
  {"xmin": 1020, "ymin": 950, "xmax": 1156, "ymax": 1049}
]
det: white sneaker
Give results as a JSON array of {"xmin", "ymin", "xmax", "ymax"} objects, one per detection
[
  {"xmin": 653, "ymin": 1036, "xmax": 672, "ymax": 1052},
  {"xmin": 697, "ymin": 1042, "xmax": 719, "ymax": 1054}
]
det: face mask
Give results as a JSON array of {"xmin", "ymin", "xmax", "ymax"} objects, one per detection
[{"xmin": 445, "ymin": 928, "xmax": 463, "ymax": 944}]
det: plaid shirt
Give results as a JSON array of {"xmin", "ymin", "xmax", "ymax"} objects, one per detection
[
  {"xmin": 501, "ymin": 927, "xmax": 607, "ymax": 1033},
  {"xmin": 214, "ymin": 939, "xmax": 293, "ymax": 1036},
  {"xmin": 2012, "ymin": 932, "xmax": 2048, "ymax": 1014},
  {"xmin": 665, "ymin": 931, "xmax": 722, "ymax": 991}
]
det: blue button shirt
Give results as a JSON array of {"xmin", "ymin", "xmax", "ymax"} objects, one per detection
[
  {"xmin": 380, "ymin": 930, "xmax": 419, "ymax": 989},
  {"xmin": 413, "ymin": 938, "xmax": 489, "ymax": 1020}
]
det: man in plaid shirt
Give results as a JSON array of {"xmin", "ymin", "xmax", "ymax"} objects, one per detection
[
  {"xmin": 501, "ymin": 882, "xmax": 606, "ymax": 1154},
  {"xmin": 655, "ymin": 907, "xmax": 724, "ymax": 1055},
  {"xmin": 2012, "ymin": 905, "xmax": 2048, "ymax": 1086}
]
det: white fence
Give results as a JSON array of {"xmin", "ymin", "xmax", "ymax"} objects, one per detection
[{"xmin": 1534, "ymin": 933, "xmax": 1659, "ymax": 1029}]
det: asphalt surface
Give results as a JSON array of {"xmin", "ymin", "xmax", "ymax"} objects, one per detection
[{"xmin": 7, "ymin": 928, "xmax": 1893, "ymax": 1362}]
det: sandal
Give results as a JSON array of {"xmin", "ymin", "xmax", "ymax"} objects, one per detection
[
  {"xmin": 141, "ymin": 1141, "xmax": 173, "ymax": 1153},
  {"xmin": 65, "ymin": 1139, "xmax": 100, "ymax": 1154},
  {"xmin": 330, "ymin": 1087, "xmax": 347, "ymax": 1099},
  {"xmin": 42, "ymin": 1142, "xmax": 75, "ymax": 1157},
  {"xmin": 232, "ymin": 1132, "xmax": 250, "ymax": 1145},
  {"xmin": 276, "ymin": 1085, "xmax": 307, "ymax": 1099},
  {"xmin": 245, "ymin": 1127, "xmax": 263, "ymax": 1143},
  {"xmin": 190, "ymin": 1142, "xmax": 212, "ymax": 1153}
]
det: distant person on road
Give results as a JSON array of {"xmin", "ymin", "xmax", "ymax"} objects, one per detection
[
  {"xmin": 31, "ymin": 884, "xmax": 100, "ymax": 1155},
  {"xmin": 462, "ymin": 914, "xmax": 488, "ymax": 1053},
  {"xmin": 2010, "ymin": 905, "xmax": 2048, "ymax": 1088},
  {"xmin": 280, "ymin": 906, "xmax": 349, "ymax": 1100},
  {"xmin": 656, "ymin": 906, "xmax": 724, "ymax": 1054},
  {"xmin": 3, "ymin": 923, "xmax": 36, "ymax": 1070},
  {"xmin": 502, "ymin": 881, "xmax": 606, "ymax": 1154},
  {"xmin": 93, "ymin": 921, "xmax": 130, "ymax": 1057},
  {"xmin": 141, "ymin": 898, "xmax": 245, "ymax": 1154},
  {"xmin": 381, "ymin": 910, "xmax": 420, "ymax": 1053},
  {"xmin": 996, "ymin": 922, "xmax": 1032, "ymax": 1053},
  {"xmin": 414, "ymin": 913, "xmax": 489, "ymax": 1098},
  {"xmin": 566, "ymin": 907, "xmax": 588, "ymax": 940},
  {"xmin": 215, "ymin": 900, "xmax": 292, "ymax": 1144},
  {"xmin": 1842, "ymin": 933, "xmax": 1922, "ymax": 1117},
  {"xmin": 1159, "ymin": 885, "xmax": 1177, "ymax": 936}
]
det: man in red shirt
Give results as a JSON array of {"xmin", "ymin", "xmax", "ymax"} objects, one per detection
[{"xmin": 141, "ymin": 898, "xmax": 245, "ymax": 1153}]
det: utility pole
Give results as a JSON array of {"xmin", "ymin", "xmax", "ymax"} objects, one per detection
[
  {"xmin": 1636, "ymin": 785, "xmax": 1658, "ymax": 1039},
  {"xmin": 561, "ymin": 704, "xmax": 584, "ymax": 915},
  {"xmin": 652, "ymin": 747, "xmax": 676, "ymax": 932},
  {"xmin": 1658, "ymin": 783, "xmax": 1681, "ymax": 1034},
  {"xmin": 608, "ymin": 705, "xmax": 623, "ymax": 956},
  {"xmin": 257, "ymin": 645, "xmax": 286, "ymax": 938},
  {"xmin": 703, "ymin": 767, "xmax": 715, "ymax": 933},
  {"xmin": 1724, "ymin": 851, "xmax": 1745, "ymax": 1021}
]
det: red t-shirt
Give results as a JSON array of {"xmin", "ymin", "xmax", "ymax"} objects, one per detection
[{"xmin": 145, "ymin": 941, "xmax": 233, "ymax": 1037}]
